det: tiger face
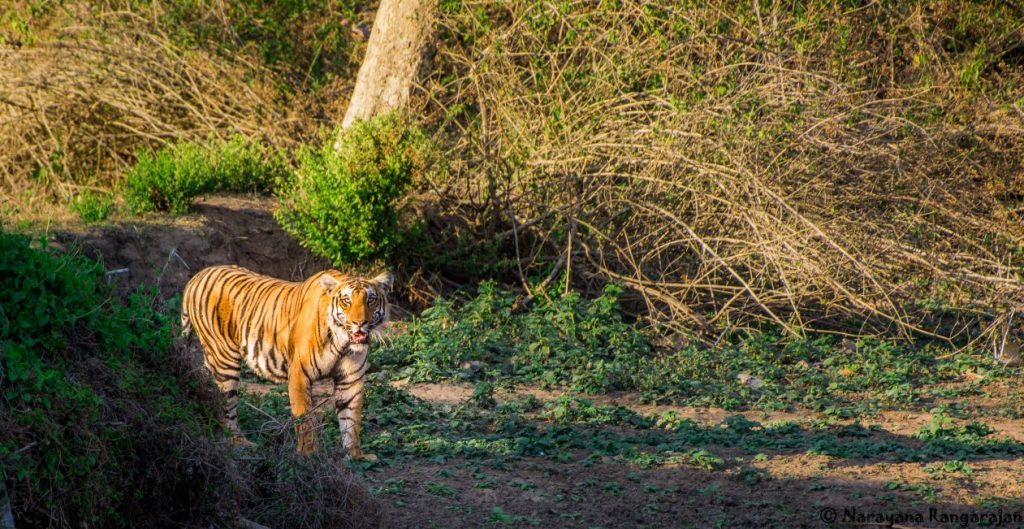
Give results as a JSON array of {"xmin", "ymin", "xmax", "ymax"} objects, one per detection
[{"xmin": 320, "ymin": 272, "xmax": 393, "ymax": 345}]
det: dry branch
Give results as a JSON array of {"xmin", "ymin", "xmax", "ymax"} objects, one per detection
[
  {"xmin": 0, "ymin": 9, "xmax": 292, "ymax": 205},
  {"xmin": 422, "ymin": 0, "xmax": 1024, "ymax": 344}
]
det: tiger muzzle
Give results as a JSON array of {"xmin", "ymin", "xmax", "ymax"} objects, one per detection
[{"xmin": 350, "ymin": 323, "xmax": 370, "ymax": 344}]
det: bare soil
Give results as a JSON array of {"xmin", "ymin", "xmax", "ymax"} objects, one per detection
[
  {"xmin": 56, "ymin": 196, "xmax": 1024, "ymax": 529},
  {"xmin": 52, "ymin": 195, "xmax": 329, "ymax": 299},
  {"xmin": 365, "ymin": 382, "xmax": 1024, "ymax": 529}
]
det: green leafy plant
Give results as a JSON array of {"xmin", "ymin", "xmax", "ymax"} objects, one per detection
[
  {"xmin": 275, "ymin": 113, "xmax": 432, "ymax": 265},
  {"xmin": 69, "ymin": 190, "xmax": 115, "ymax": 222},
  {"xmin": 122, "ymin": 134, "xmax": 286, "ymax": 214},
  {"xmin": 0, "ymin": 230, "xmax": 231, "ymax": 527},
  {"xmin": 425, "ymin": 481, "xmax": 457, "ymax": 497},
  {"xmin": 378, "ymin": 281, "xmax": 654, "ymax": 394},
  {"xmin": 469, "ymin": 381, "xmax": 497, "ymax": 409},
  {"xmin": 378, "ymin": 283, "xmax": 1006, "ymax": 413},
  {"xmin": 925, "ymin": 459, "xmax": 973, "ymax": 478}
]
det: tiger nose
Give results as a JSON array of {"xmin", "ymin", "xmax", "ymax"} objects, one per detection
[{"xmin": 352, "ymin": 320, "xmax": 367, "ymax": 328}]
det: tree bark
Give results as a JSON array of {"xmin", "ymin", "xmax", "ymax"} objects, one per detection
[{"xmin": 337, "ymin": 0, "xmax": 435, "ymax": 140}]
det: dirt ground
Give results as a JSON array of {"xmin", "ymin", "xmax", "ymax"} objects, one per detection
[
  {"xmin": 51, "ymin": 195, "xmax": 330, "ymax": 300},
  {"xmin": 56, "ymin": 196, "xmax": 1024, "ymax": 529},
  {"xmin": 373, "ymin": 382, "xmax": 1024, "ymax": 529}
]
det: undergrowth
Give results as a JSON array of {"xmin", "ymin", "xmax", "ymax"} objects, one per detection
[
  {"xmin": 0, "ymin": 229, "xmax": 381, "ymax": 529},
  {"xmin": 378, "ymin": 282, "xmax": 1011, "ymax": 414},
  {"xmin": 123, "ymin": 134, "xmax": 287, "ymax": 214},
  {"xmin": 156, "ymin": 0, "xmax": 365, "ymax": 86},
  {"xmin": 69, "ymin": 189, "xmax": 115, "ymax": 223},
  {"xmin": 424, "ymin": 0, "xmax": 1024, "ymax": 339},
  {"xmin": 0, "ymin": 229, "xmax": 232, "ymax": 527}
]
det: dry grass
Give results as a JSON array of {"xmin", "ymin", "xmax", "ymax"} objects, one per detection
[
  {"xmin": 0, "ymin": 1, "xmax": 359, "ymax": 209},
  {"xmin": 0, "ymin": 8, "xmax": 278, "ymax": 204},
  {"xmin": 422, "ymin": 0, "xmax": 1024, "ymax": 345},
  {"xmin": 235, "ymin": 445, "xmax": 384, "ymax": 529}
]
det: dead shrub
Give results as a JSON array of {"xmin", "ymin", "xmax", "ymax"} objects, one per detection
[
  {"xmin": 237, "ymin": 446, "xmax": 385, "ymax": 529},
  {"xmin": 0, "ymin": 6, "xmax": 295, "ymax": 205},
  {"xmin": 421, "ymin": 0, "xmax": 1024, "ymax": 344}
]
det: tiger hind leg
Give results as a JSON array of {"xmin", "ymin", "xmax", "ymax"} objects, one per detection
[
  {"xmin": 180, "ymin": 309, "xmax": 192, "ymax": 338},
  {"xmin": 203, "ymin": 348, "xmax": 253, "ymax": 446}
]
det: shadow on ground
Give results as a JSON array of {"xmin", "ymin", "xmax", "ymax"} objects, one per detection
[
  {"xmin": 368, "ymin": 454, "xmax": 1024, "ymax": 529},
  {"xmin": 238, "ymin": 381, "xmax": 1024, "ymax": 529}
]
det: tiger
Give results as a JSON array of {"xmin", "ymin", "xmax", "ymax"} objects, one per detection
[{"xmin": 180, "ymin": 264, "xmax": 393, "ymax": 458}]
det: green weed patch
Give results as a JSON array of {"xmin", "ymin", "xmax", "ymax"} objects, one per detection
[
  {"xmin": 123, "ymin": 135, "xmax": 286, "ymax": 214},
  {"xmin": 377, "ymin": 283, "xmax": 1012, "ymax": 414}
]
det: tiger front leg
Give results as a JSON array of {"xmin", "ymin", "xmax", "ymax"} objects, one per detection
[
  {"xmin": 333, "ymin": 377, "xmax": 371, "ymax": 460},
  {"xmin": 288, "ymin": 362, "xmax": 317, "ymax": 454},
  {"xmin": 333, "ymin": 347, "xmax": 373, "ymax": 460}
]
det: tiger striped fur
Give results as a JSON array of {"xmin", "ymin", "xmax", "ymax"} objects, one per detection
[{"xmin": 181, "ymin": 265, "xmax": 393, "ymax": 458}]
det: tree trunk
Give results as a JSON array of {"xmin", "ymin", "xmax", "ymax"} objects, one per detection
[{"xmin": 338, "ymin": 0, "xmax": 435, "ymax": 140}]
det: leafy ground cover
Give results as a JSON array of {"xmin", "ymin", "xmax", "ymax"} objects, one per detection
[
  {"xmin": 236, "ymin": 283, "xmax": 1024, "ymax": 528},
  {"xmin": 378, "ymin": 282, "xmax": 1015, "ymax": 417}
]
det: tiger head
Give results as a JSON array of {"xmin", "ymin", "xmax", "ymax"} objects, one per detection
[{"xmin": 320, "ymin": 271, "xmax": 394, "ymax": 345}]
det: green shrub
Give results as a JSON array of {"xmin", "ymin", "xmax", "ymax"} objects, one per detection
[
  {"xmin": 0, "ymin": 230, "xmax": 237, "ymax": 527},
  {"xmin": 275, "ymin": 113, "xmax": 432, "ymax": 266},
  {"xmin": 69, "ymin": 189, "xmax": 115, "ymax": 222},
  {"xmin": 122, "ymin": 135, "xmax": 286, "ymax": 214}
]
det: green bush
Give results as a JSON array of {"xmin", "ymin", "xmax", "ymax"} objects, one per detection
[
  {"xmin": 69, "ymin": 189, "xmax": 115, "ymax": 222},
  {"xmin": 275, "ymin": 113, "xmax": 432, "ymax": 265},
  {"xmin": 0, "ymin": 230, "xmax": 238, "ymax": 527},
  {"xmin": 122, "ymin": 135, "xmax": 287, "ymax": 214}
]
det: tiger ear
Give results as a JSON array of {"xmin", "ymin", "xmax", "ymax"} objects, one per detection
[
  {"xmin": 372, "ymin": 271, "xmax": 394, "ymax": 295},
  {"xmin": 320, "ymin": 274, "xmax": 340, "ymax": 294}
]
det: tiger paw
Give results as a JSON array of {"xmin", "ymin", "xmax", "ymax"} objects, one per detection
[
  {"xmin": 230, "ymin": 435, "xmax": 256, "ymax": 448},
  {"xmin": 295, "ymin": 421, "xmax": 317, "ymax": 454},
  {"xmin": 345, "ymin": 449, "xmax": 377, "ymax": 462}
]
